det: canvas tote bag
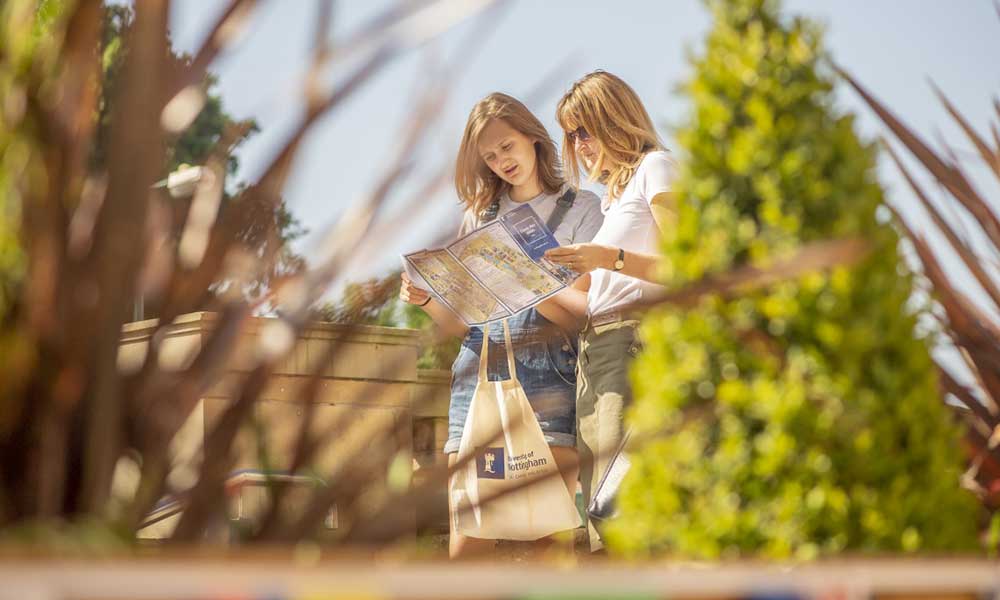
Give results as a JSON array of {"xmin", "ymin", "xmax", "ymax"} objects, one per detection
[{"xmin": 449, "ymin": 320, "xmax": 581, "ymax": 540}]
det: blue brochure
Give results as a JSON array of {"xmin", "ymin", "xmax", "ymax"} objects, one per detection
[{"xmin": 499, "ymin": 204, "xmax": 577, "ymax": 284}]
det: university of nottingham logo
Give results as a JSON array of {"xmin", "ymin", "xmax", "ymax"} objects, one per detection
[{"xmin": 476, "ymin": 447, "xmax": 505, "ymax": 479}]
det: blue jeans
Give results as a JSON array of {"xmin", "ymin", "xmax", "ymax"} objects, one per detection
[{"xmin": 444, "ymin": 308, "xmax": 578, "ymax": 454}]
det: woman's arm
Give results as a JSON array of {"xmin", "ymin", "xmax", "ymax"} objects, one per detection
[
  {"xmin": 534, "ymin": 296, "xmax": 583, "ymax": 333},
  {"xmin": 534, "ymin": 273, "xmax": 589, "ymax": 332},
  {"xmin": 545, "ymin": 244, "xmax": 659, "ymax": 282},
  {"xmin": 399, "ymin": 272, "xmax": 468, "ymax": 337},
  {"xmin": 543, "ymin": 192, "xmax": 674, "ymax": 284}
]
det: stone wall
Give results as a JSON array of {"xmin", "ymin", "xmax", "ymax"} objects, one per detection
[{"xmin": 120, "ymin": 312, "xmax": 451, "ymax": 538}]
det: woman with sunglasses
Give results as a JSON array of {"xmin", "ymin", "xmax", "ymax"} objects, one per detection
[
  {"xmin": 399, "ymin": 92, "xmax": 603, "ymax": 558},
  {"xmin": 544, "ymin": 70, "xmax": 677, "ymax": 553}
]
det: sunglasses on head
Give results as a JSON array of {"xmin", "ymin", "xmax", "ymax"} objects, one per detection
[{"xmin": 566, "ymin": 126, "xmax": 591, "ymax": 143}]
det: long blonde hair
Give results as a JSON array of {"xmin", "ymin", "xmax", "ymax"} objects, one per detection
[
  {"xmin": 455, "ymin": 93, "xmax": 564, "ymax": 215},
  {"xmin": 557, "ymin": 71, "xmax": 664, "ymax": 200}
]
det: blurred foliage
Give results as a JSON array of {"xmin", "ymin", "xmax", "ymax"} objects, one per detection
[
  {"xmin": 312, "ymin": 272, "xmax": 461, "ymax": 370},
  {"xmin": 0, "ymin": 0, "xmax": 493, "ymax": 548},
  {"xmin": 836, "ymin": 34, "xmax": 1000, "ymax": 514},
  {"xmin": 94, "ymin": 4, "xmax": 306, "ymax": 309},
  {"xmin": 0, "ymin": 1, "xmax": 53, "ymax": 320},
  {"xmin": 402, "ymin": 301, "xmax": 461, "ymax": 371},
  {"xmin": 312, "ymin": 276, "xmax": 401, "ymax": 327},
  {"xmin": 0, "ymin": 2, "xmax": 305, "ymax": 324},
  {"xmin": 93, "ymin": 5, "xmax": 256, "ymax": 177},
  {"xmin": 606, "ymin": 0, "xmax": 981, "ymax": 559}
]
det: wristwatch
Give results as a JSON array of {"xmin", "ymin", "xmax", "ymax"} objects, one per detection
[{"xmin": 612, "ymin": 248, "xmax": 625, "ymax": 271}]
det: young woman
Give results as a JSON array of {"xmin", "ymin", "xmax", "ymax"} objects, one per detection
[
  {"xmin": 543, "ymin": 71, "xmax": 677, "ymax": 553},
  {"xmin": 399, "ymin": 92, "xmax": 603, "ymax": 558}
]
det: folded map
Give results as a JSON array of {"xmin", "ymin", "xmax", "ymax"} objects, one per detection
[{"xmin": 403, "ymin": 204, "xmax": 577, "ymax": 326}]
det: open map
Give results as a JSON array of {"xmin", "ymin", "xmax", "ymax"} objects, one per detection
[{"xmin": 403, "ymin": 205, "xmax": 578, "ymax": 326}]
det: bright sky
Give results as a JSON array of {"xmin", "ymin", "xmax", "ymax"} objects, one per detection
[{"xmin": 167, "ymin": 0, "xmax": 1000, "ymax": 331}]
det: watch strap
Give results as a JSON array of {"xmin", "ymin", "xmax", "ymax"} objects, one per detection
[{"xmin": 613, "ymin": 247, "xmax": 625, "ymax": 271}]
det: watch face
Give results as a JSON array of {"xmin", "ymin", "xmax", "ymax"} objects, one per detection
[{"xmin": 614, "ymin": 260, "xmax": 625, "ymax": 270}]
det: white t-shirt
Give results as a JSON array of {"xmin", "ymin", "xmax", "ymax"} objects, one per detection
[
  {"xmin": 458, "ymin": 184, "xmax": 604, "ymax": 245},
  {"xmin": 588, "ymin": 150, "xmax": 677, "ymax": 316}
]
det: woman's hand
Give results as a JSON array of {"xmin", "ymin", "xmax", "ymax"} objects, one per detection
[
  {"xmin": 400, "ymin": 272, "xmax": 468, "ymax": 337},
  {"xmin": 399, "ymin": 272, "xmax": 431, "ymax": 306},
  {"xmin": 544, "ymin": 243, "xmax": 616, "ymax": 273}
]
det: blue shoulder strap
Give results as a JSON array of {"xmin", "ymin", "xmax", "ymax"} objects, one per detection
[
  {"xmin": 544, "ymin": 188, "xmax": 576, "ymax": 233},
  {"xmin": 479, "ymin": 188, "xmax": 577, "ymax": 233}
]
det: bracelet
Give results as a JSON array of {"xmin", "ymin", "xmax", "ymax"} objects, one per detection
[{"xmin": 418, "ymin": 297, "xmax": 431, "ymax": 307}]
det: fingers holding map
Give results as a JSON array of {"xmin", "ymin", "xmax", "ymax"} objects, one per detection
[{"xmin": 404, "ymin": 249, "xmax": 508, "ymax": 324}]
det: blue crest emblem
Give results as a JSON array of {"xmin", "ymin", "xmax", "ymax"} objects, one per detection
[{"xmin": 476, "ymin": 447, "xmax": 504, "ymax": 479}]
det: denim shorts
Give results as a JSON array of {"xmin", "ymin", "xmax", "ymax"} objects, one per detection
[{"xmin": 444, "ymin": 308, "xmax": 578, "ymax": 454}]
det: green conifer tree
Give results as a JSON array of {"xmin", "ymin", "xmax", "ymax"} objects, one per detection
[{"xmin": 605, "ymin": 0, "xmax": 981, "ymax": 559}]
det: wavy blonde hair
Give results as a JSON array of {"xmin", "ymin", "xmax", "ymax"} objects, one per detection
[
  {"xmin": 557, "ymin": 71, "xmax": 664, "ymax": 201},
  {"xmin": 455, "ymin": 93, "xmax": 564, "ymax": 215}
]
